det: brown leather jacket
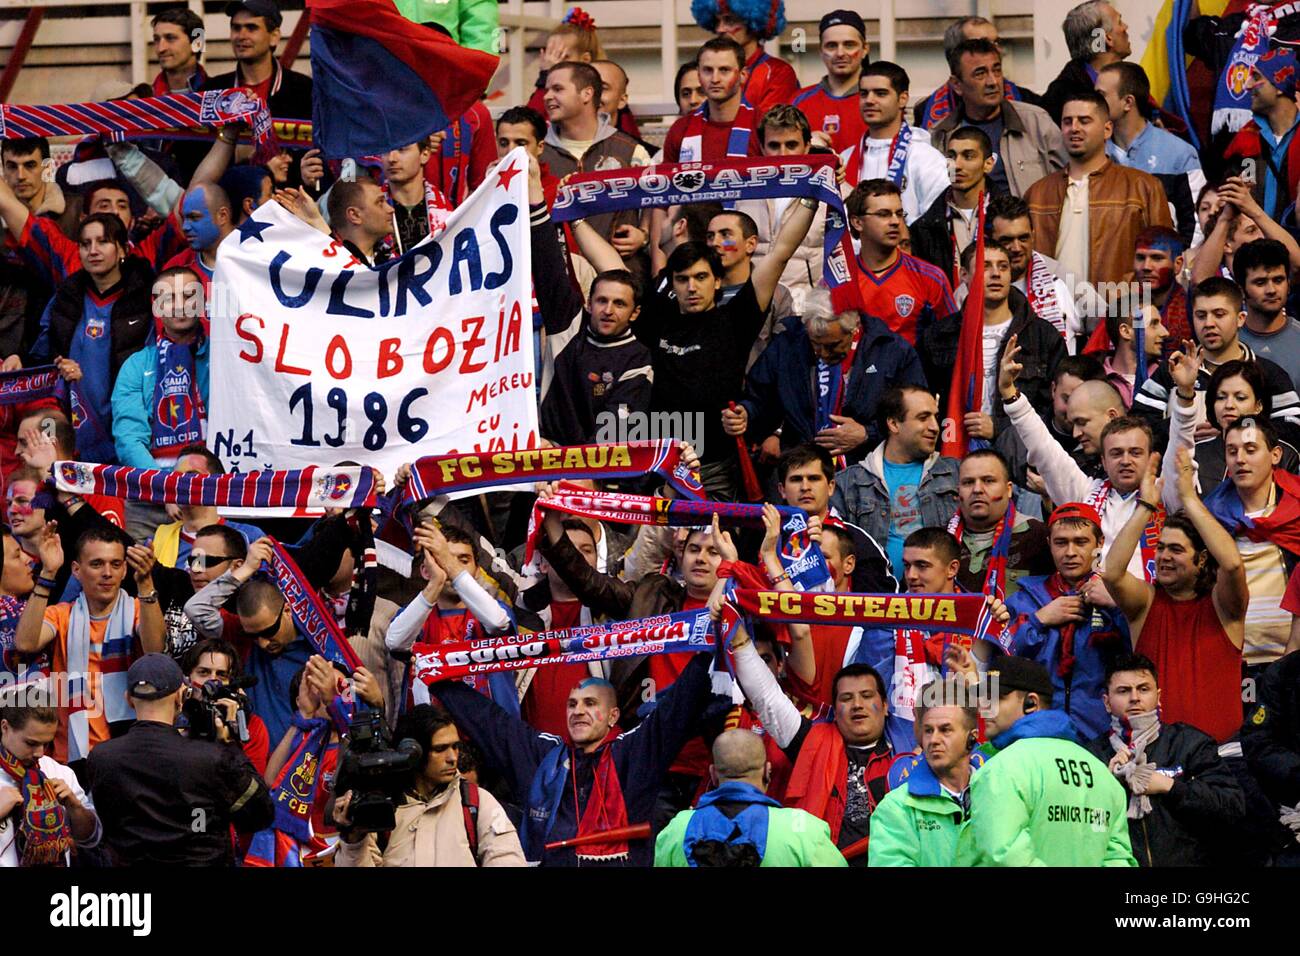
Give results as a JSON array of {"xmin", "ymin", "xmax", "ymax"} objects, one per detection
[{"xmin": 1024, "ymin": 158, "xmax": 1173, "ymax": 288}]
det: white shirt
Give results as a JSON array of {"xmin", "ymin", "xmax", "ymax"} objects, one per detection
[
  {"xmin": 981, "ymin": 317, "xmax": 1013, "ymax": 414},
  {"xmin": 1054, "ymin": 176, "xmax": 1091, "ymax": 288},
  {"xmin": 845, "ymin": 128, "xmax": 950, "ymax": 224},
  {"xmin": 0, "ymin": 756, "xmax": 99, "ymax": 867}
]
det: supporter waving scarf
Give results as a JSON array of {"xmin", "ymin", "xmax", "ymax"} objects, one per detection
[
  {"xmin": 0, "ymin": 743, "xmax": 73, "ymax": 866},
  {"xmin": 551, "ymin": 156, "xmax": 859, "ymax": 313},
  {"xmin": 525, "ymin": 484, "xmax": 830, "ymax": 590},
  {"xmin": 0, "ymin": 88, "xmax": 276, "ymax": 162},
  {"xmin": 1213, "ymin": 4, "xmax": 1281, "ymax": 135},
  {"xmin": 264, "ymin": 540, "xmax": 366, "ymax": 673},
  {"xmin": 52, "ymin": 461, "xmax": 377, "ymax": 511},
  {"xmin": 398, "ymin": 440, "xmax": 704, "ymax": 507},
  {"xmin": 946, "ymin": 498, "xmax": 1015, "ymax": 600}
]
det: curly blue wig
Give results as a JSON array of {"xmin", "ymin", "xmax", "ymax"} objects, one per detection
[{"xmin": 690, "ymin": 0, "xmax": 786, "ymax": 41}]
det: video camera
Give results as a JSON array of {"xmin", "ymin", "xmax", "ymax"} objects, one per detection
[
  {"xmin": 338, "ymin": 709, "xmax": 423, "ymax": 833},
  {"xmin": 182, "ymin": 675, "xmax": 258, "ymax": 743}
]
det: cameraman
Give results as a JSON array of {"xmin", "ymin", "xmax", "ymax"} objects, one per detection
[
  {"xmin": 181, "ymin": 638, "xmax": 270, "ymax": 774},
  {"xmin": 87, "ymin": 654, "xmax": 273, "ymax": 865},
  {"xmin": 332, "ymin": 705, "xmax": 525, "ymax": 867}
]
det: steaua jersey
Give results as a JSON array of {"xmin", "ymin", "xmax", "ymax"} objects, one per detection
[
  {"xmin": 793, "ymin": 81, "xmax": 867, "ymax": 155},
  {"xmin": 854, "ymin": 251, "xmax": 957, "ymax": 345}
]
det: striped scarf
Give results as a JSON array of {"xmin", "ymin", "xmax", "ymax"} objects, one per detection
[
  {"xmin": 947, "ymin": 501, "xmax": 1016, "ymax": 600},
  {"xmin": 0, "ymin": 745, "xmax": 73, "ymax": 866},
  {"xmin": 52, "ymin": 461, "xmax": 377, "ymax": 510},
  {"xmin": 1024, "ymin": 252, "xmax": 1065, "ymax": 339},
  {"xmin": 0, "ymin": 88, "xmax": 275, "ymax": 162},
  {"xmin": 0, "ymin": 366, "xmax": 61, "ymax": 406},
  {"xmin": 1082, "ymin": 481, "xmax": 1163, "ymax": 583},
  {"xmin": 66, "ymin": 591, "xmax": 136, "ymax": 763},
  {"xmin": 680, "ymin": 101, "xmax": 756, "ymax": 162}
]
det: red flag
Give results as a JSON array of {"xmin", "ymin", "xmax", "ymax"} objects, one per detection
[{"xmin": 940, "ymin": 194, "xmax": 986, "ymax": 458}]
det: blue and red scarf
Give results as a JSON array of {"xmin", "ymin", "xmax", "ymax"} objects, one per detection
[
  {"xmin": 149, "ymin": 335, "xmax": 206, "ymax": 457},
  {"xmin": 0, "ymin": 366, "xmax": 61, "ymax": 405},
  {"xmin": 947, "ymin": 499, "xmax": 1016, "ymax": 601},
  {"xmin": 551, "ymin": 156, "xmax": 858, "ymax": 314},
  {"xmin": 522, "ymin": 736, "xmax": 629, "ymax": 863},
  {"xmin": 0, "ymin": 744, "xmax": 73, "ymax": 867},
  {"xmin": 265, "ymin": 539, "xmax": 367, "ymax": 672},
  {"xmin": 52, "ymin": 461, "xmax": 377, "ymax": 511},
  {"xmin": 525, "ymin": 485, "xmax": 831, "ymax": 591},
  {"xmin": 680, "ymin": 101, "xmax": 756, "ymax": 161},
  {"xmin": 919, "ymin": 79, "xmax": 1024, "ymax": 129},
  {"xmin": 0, "ymin": 87, "xmax": 276, "ymax": 162}
]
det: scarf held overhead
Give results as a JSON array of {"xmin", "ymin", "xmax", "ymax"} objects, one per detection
[
  {"xmin": 263, "ymin": 539, "xmax": 366, "ymax": 673},
  {"xmin": 411, "ymin": 608, "xmax": 715, "ymax": 684},
  {"xmin": 526, "ymin": 485, "xmax": 831, "ymax": 590},
  {"xmin": 550, "ymin": 156, "xmax": 859, "ymax": 313},
  {"xmin": 399, "ymin": 440, "xmax": 704, "ymax": 507},
  {"xmin": 0, "ymin": 88, "xmax": 276, "ymax": 162},
  {"xmin": 52, "ymin": 461, "xmax": 377, "ymax": 510}
]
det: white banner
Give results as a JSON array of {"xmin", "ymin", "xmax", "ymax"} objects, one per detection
[{"xmin": 208, "ymin": 147, "xmax": 538, "ymax": 489}]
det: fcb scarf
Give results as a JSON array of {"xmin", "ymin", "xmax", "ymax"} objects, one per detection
[
  {"xmin": 1204, "ymin": 468, "xmax": 1300, "ymax": 555},
  {"xmin": 815, "ymin": 327, "xmax": 864, "ymax": 470},
  {"xmin": 522, "ymin": 738, "xmax": 629, "ymax": 863},
  {"xmin": 0, "ymin": 88, "xmax": 276, "ymax": 163},
  {"xmin": 919, "ymin": 79, "xmax": 1024, "ymax": 129},
  {"xmin": 398, "ymin": 440, "xmax": 705, "ymax": 508},
  {"xmin": 1083, "ymin": 480, "xmax": 1164, "ymax": 582},
  {"xmin": 264, "ymin": 539, "xmax": 366, "ymax": 673},
  {"xmin": 948, "ymin": 502, "xmax": 1015, "ymax": 601},
  {"xmin": 725, "ymin": 588, "xmax": 1004, "ymax": 646},
  {"xmin": 149, "ymin": 335, "xmax": 206, "ymax": 456},
  {"xmin": 0, "ymin": 744, "xmax": 73, "ymax": 867},
  {"xmin": 265, "ymin": 714, "xmax": 332, "ymax": 844},
  {"xmin": 0, "ymin": 366, "xmax": 61, "ymax": 406},
  {"xmin": 524, "ymin": 485, "xmax": 831, "ymax": 591},
  {"xmin": 1213, "ymin": 4, "xmax": 1290, "ymax": 135},
  {"xmin": 551, "ymin": 156, "xmax": 858, "ymax": 313},
  {"xmin": 680, "ymin": 101, "xmax": 756, "ymax": 162},
  {"xmin": 1024, "ymin": 252, "xmax": 1066, "ymax": 339},
  {"xmin": 52, "ymin": 460, "xmax": 378, "ymax": 510},
  {"xmin": 411, "ymin": 608, "xmax": 716, "ymax": 685}
]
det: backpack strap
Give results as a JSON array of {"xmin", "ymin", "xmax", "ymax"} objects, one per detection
[{"xmin": 460, "ymin": 778, "xmax": 480, "ymax": 863}]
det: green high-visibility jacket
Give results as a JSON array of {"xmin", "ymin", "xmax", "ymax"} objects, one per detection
[
  {"xmin": 655, "ymin": 804, "xmax": 848, "ymax": 867},
  {"xmin": 868, "ymin": 758, "xmax": 970, "ymax": 867},
  {"xmin": 392, "ymin": 0, "xmax": 500, "ymax": 54}
]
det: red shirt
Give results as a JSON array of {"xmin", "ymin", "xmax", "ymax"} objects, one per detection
[
  {"xmin": 423, "ymin": 101, "xmax": 495, "ymax": 205},
  {"xmin": 743, "ymin": 50, "xmax": 800, "ymax": 118},
  {"xmin": 1281, "ymin": 562, "xmax": 1300, "ymax": 615},
  {"xmin": 854, "ymin": 251, "xmax": 958, "ymax": 345},
  {"xmin": 653, "ymin": 596, "xmax": 710, "ymax": 778},
  {"xmin": 662, "ymin": 112, "xmax": 761, "ymax": 163},
  {"xmin": 520, "ymin": 599, "xmax": 591, "ymax": 737},
  {"xmin": 794, "ymin": 81, "xmax": 866, "ymax": 155},
  {"xmin": 1136, "ymin": 589, "xmax": 1242, "ymax": 743}
]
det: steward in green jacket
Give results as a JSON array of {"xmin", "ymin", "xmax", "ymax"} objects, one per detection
[
  {"xmin": 655, "ymin": 730, "xmax": 847, "ymax": 867},
  {"xmin": 869, "ymin": 693, "xmax": 986, "ymax": 867},
  {"xmin": 956, "ymin": 657, "xmax": 1136, "ymax": 867}
]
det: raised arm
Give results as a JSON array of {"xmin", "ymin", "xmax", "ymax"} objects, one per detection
[
  {"xmin": 571, "ymin": 219, "xmax": 630, "ymax": 274},
  {"xmin": 13, "ymin": 523, "xmax": 61, "ymax": 653},
  {"xmin": 1162, "ymin": 341, "xmax": 1203, "ymax": 513},
  {"xmin": 751, "ymin": 198, "xmax": 817, "ymax": 313},
  {"xmin": 1218, "ymin": 177, "xmax": 1300, "ymax": 277},
  {"xmin": 1190, "ymin": 203, "xmax": 1231, "ymax": 286},
  {"xmin": 1172, "ymin": 445, "xmax": 1248, "ymax": 634},
  {"xmin": 757, "ymin": 505, "xmax": 814, "ymax": 683},
  {"xmin": 1100, "ymin": 453, "xmax": 1159, "ymax": 626},
  {"xmin": 0, "ymin": 176, "xmax": 30, "ymax": 241},
  {"xmin": 127, "ymin": 544, "xmax": 165, "ymax": 654}
]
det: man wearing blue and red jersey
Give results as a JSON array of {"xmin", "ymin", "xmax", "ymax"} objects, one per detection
[
  {"xmin": 847, "ymin": 179, "xmax": 958, "ymax": 346},
  {"xmin": 793, "ymin": 10, "xmax": 869, "ymax": 156}
]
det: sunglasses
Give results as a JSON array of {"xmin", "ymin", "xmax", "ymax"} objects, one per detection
[
  {"xmin": 243, "ymin": 605, "xmax": 286, "ymax": 642},
  {"xmin": 186, "ymin": 553, "xmax": 236, "ymax": 570}
]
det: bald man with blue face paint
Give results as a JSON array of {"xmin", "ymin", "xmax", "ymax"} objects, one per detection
[{"xmin": 175, "ymin": 182, "xmax": 235, "ymax": 280}]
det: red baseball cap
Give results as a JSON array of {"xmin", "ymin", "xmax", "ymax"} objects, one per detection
[{"xmin": 1047, "ymin": 502, "xmax": 1103, "ymax": 530}]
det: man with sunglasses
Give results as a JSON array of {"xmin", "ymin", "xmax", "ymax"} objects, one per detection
[
  {"xmin": 143, "ymin": 524, "xmax": 250, "ymax": 664},
  {"xmin": 149, "ymin": 445, "xmax": 262, "ymax": 570}
]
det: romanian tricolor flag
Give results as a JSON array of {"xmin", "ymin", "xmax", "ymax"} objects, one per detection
[
  {"xmin": 1141, "ymin": 0, "xmax": 1234, "ymax": 148},
  {"xmin": 308, "ymin": 0, "xmax": 499, "ymax": 159}
]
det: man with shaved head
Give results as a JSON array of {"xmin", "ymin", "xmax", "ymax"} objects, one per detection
[
  {"xmin": 1000, "ymin": 335, "xmax": 1160, "ymax": 581},
  {"xmin": 654, "ymin": 730, "xmax": 846, "ymax": 867},
  {"xmin": 429, "ymin": 652, "xmax": 717, "ymax": 867},
  {"xmin": 163, "ymin": 181, "xmax": 234, "ymax": 287}
]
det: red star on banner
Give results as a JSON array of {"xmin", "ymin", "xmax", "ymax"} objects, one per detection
[{"xmin": 496, "ymin": 160, "xmax": 521, "ymax": 191}]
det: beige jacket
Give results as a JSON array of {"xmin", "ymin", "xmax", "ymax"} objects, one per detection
[{"xmin": 336, "ymin": 775, "xmax": 526, "ymax": 867}]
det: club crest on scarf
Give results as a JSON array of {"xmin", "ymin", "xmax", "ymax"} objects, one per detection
[
  {"xmin": 672, "ymin": 170, "xmax": 708, "ymax": 192},
  {"xmin": 313, "ymin": 472, "xmax": 353, "ymax": 502},
  {"xmin": 59, "ymin": 462, "xmax": 94, "ymax": 487}
]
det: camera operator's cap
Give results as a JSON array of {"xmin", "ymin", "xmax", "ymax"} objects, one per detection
[
  {"xmin": 224, "ymin": 0, "xmax": 283, "ymax": 29},
  {"xmin": 987, "ymin": 656, "xmax": 1054, "ymax": 700},
  {"xmin": 819, "ymin": 9, "xmax": 866, "ymax": 38},
  {"xmin": 1047, "ymin": 502, "xmax": 1103, "ymax": 531},
  {"xmin": 127, "ymin": 654, "xmax": 184, "ymax": 700}
]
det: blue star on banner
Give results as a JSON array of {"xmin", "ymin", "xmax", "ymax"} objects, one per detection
[{"xmin": 237, "ymin": 217, "xmax": 273, "ymax": 243}]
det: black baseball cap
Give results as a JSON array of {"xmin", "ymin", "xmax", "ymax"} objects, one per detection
[
  {"xmin": 225, "ymin": 0, "xmax": 283, "ymax": 29},
  {"xmin": 819, "ymin": 10, "xmax": 866, "ymax": 38},
  {"xmin": 988, "ymin": 656, "xmax": 1054, "ymax": 699},
  {"xmin": 127, "ymin": 654, "xmax": 184, "ymax": 700}
]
